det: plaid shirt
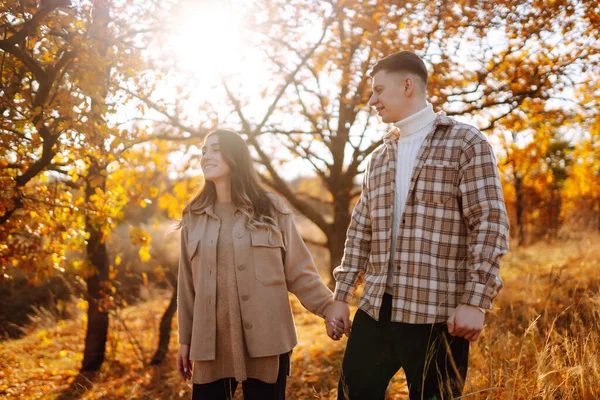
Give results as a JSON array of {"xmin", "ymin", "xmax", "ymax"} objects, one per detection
[{"xmin": 333, "ymin": 112, "xmax": 510, "ymax": 324}]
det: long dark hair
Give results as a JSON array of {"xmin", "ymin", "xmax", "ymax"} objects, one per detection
[{"xmin": 178, "ymin": 129, "xmax": 278, "ymax": 231}]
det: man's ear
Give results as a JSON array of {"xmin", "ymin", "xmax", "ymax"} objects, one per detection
[{"xmin": 404, "ymin": 76, "xmax": 414, "ymax": 94}]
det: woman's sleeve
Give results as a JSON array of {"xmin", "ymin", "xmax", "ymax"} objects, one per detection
[
  {"xmin": 177, "ymin": 219, "xmax": 195, "ymax": 345},
  {"xmin": 279, "ymin": 212, "xmax": 334, "ymax": 317}
]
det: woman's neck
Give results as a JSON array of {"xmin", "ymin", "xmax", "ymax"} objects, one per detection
[{"xmin": 214, "ymin": 179, "xmax": 232, "ymax": 204}]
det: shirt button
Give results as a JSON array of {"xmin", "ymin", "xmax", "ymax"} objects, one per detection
[
  {"xmin": 241, "ymin": 295, "xmax": 250, "ymax": 301},
  {"xmin": 235, "ymin": 232, "xmax": 243, "ymax": 239},
  {"xmin": 237, "ymin": 264, "xmax": 246, "ymax": 271},
  {"xmin": 244, "ymin": 323, "xmax": 253, "ymax": 329},
  {"xmin": 402, "ymin": 219, "xmax": 406, "ymax": 224}
]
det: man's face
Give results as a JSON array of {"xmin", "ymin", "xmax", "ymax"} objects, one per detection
[{"xmin": 368, "ymin": 70, "xmax": 410, "ymax": 123}]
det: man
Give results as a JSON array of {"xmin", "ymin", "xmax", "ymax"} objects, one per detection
[{"xmin": 325, "ymin": 51, "xmax": 510, "ymax": 399}]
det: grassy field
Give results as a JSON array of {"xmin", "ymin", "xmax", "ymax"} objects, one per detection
[{"xmin": 1, "ymin": 234, "xmax": 599, "ymax": 399}]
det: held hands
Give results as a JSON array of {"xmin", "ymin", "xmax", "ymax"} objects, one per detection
[
  {"xmin": 447, "ymin": 304, "xmax": 485, "ymax": 342},
  {"xmin": 176, "ymin": 344, "xmax": 193, "ymax": 381},
  {"xmin": 324, "ymin": 300, "xmax": 352, "ymax": 341}
]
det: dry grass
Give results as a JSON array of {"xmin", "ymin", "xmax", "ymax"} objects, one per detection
[{"xmin": 1, "ymin": 234, "xmax": 599, "ymax": 399}]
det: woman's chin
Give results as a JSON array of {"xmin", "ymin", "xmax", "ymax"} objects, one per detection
[{"xmin": 204, "ymin": 174, "xmax": 229, "ymax": 184}]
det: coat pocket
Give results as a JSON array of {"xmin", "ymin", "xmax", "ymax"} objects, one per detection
[
  {"xmin": 414, "ymin": 164, "xmax": 458, "ymax": 204},
  {"xmin": 250, "ymin": 229, "xmax": 286, "ymax": 286}
]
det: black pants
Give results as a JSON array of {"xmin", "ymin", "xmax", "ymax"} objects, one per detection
[
  {"xmin": 192, "ymin": 352, "xmax": 289, "ymax": 400},
  {"xmin": 338, "ymin": 294, "xmax": 469, "ymax": 400}
]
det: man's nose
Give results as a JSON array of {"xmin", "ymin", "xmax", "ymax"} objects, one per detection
[{"xmin": 368, "ymin": 94, "xmax": 377, "ymax": 106}]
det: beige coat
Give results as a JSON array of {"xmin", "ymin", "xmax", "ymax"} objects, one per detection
[{"xmin": 177, "ymin": 194, "xmax": 334, "ymax": 361}]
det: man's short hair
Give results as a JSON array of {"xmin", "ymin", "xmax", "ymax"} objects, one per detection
[{"xmin": 370, "ymin": 51, "xmax": 428, "ymax": 87}]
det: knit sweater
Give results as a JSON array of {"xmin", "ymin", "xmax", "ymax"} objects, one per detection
[
  {"xmin": 386, "ymin": 104, "xmax": 437, "ymax": 294},
  {"xmin": 193, "ymin": 202, "xmax": 279, "ymax": 384}
]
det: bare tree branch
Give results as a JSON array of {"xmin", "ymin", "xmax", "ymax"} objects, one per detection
[
  {"xmin": 0, "ymin": 6, "xmax": 59, "ymax": 49},
  {"xmin": 250, "ymin": 13, "xmax": 337, "ymax": 136}
]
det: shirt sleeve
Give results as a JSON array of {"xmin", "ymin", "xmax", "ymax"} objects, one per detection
[
  {"xmin": 333, "ymin": 159, "xmax": 373, "ymax": 303},
  {"xmin": 458, "ymin": 138, "xmax": 510, "ymax": 309}
]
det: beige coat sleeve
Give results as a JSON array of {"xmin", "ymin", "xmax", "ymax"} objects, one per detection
[
  {"xmin": 278, "ymin": 212, "xmax": 334, "ymax": 318},
  {"xmin": 177, "ymin": 218, "xmax": 195, "ymax": 345}
]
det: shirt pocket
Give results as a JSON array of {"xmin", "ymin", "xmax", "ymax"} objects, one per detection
[
  {"xmin": 414, "ymin": 163, "xmax": 458, "ymax": 205},
  {"xmin": 250, "ymin": 229, "xmax": 286, "ymax": 286},
  {"xmin": 187, "ymin": 239, "xmax": 201, "ymax": 262}
]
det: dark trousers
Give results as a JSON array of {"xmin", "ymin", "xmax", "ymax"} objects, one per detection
[
  {"xmin": 192, "ymin": 352, "xmax": 289, "ymax": 400},
  {"xmin": 338, "ymin": 294, "xmax": 469, "ymax": 400}
]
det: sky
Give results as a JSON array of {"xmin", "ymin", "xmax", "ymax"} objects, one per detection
[{"xmin": 119, "ymin": 0, "xmax": 590, "ymax": 182}]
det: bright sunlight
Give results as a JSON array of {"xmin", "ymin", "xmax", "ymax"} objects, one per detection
[{"xmin": 167, "ymin": 1, "xmax": 252, "ymax": 83}]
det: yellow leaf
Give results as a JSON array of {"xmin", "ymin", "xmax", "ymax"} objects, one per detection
[
  {"xmin": 77, "ymin": 299, "xmax": 88, "ymax": 310},
  {"xmin": 89, "ymin": 176, "xmax": 103, "ymax": 188},
  {"xmin": 115, "ymin": 255, "xmax": 122, "ymax": 266},
  {"xmin": 139, "ymin": 246, "xmax": 151, "ymax": 262}
]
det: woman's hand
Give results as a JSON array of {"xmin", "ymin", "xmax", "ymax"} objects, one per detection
[
  {"xmin": 324, "ymin": 301, "xmax": 352, "ymax": 340},
  {"xmin": 176, "ymin": 344, "xmax": 193, "ymax": 381}
]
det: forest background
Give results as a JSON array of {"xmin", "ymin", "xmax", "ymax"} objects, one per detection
[{"xmin": 1, "ymin": 0, "xmax": 599, "ymax": 398}]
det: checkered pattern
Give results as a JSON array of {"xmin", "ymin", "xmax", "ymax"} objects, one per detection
[{"xmin": 333, "ymin": 112, "xmax": 510, "ymax": 323}]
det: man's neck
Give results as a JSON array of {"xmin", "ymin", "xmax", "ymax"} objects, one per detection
[
  {"xmin": 393, "ymin": 103, "xmax": 436, "ymax": 138},
  {"xmin": 397, "ymin": 100, "xmax": 428, "ymax": 121}
]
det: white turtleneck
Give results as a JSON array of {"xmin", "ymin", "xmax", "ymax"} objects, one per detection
[{"xmin": 386, "ymin": 103, "xmax": 437, "ymax": 294}]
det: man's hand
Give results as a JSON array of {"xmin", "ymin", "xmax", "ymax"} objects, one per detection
[
  {"xmin": 447, "ymin": 304, "xmax": 485, "ymax": 341},
  {"xmin": 176, "ymin": 344, "xmax": 193, "ymax": 381},
  {"xmin": 324, "ymin": 300, "xmax": 352, "ymax": 340}
]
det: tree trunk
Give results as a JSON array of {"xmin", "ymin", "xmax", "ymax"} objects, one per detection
[
  {"xmin": 551, "ymin": 187, "xmax": 562, "ymax": 237},
  {"xmin": 80, "ymin": 0, "xmax": 111, "ymax": 373},
  {"xmin": 327, "ymin": 195, "xmax": 351, "ymax": 288},
  {"xmin": 597, "ymin": 199, "xmax": 600, "ymax": 232},
  {"xmin": 81, "ymin": 163, "xmax": 109, "ymax": 372},
  {"xmin": 151, "ymin": 274, "xmax": 178, "ymax": 365},
  {"xmin": 514, "ymin": 172, "xmax": 525, "ymax": 246}
]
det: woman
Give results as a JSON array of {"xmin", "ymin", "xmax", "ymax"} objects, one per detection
[{"xmin": 175, "ymin": 129, "xmax": 345, "ymax": 399}]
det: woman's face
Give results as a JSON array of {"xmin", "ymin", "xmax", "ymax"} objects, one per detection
[{"xmin": 201, "ymin": 135, "xmax": 232, "ymax": 184}]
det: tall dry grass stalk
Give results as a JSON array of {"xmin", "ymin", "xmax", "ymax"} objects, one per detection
[{"xmin": 461, "ymin": 234, "xmax": 600, "ymax": 399}]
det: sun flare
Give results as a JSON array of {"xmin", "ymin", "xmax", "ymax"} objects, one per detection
[{"xmin": 169, "ymin": 2, "xmax": 245, "ymax": 79}]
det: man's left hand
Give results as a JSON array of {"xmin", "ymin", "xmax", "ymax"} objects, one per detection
[{"xmin": 447, "ymin": 304, "xmax": 485, "ymax": 341}]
